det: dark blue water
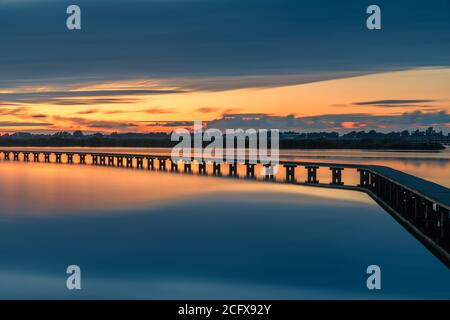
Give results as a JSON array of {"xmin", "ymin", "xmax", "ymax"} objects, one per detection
[{"xmin": 0, "ymin": 162, "xmax": 448, "ymax": 299}]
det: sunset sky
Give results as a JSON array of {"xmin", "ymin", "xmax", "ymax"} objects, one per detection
[{"xmin": 0, "ymin": 0, "xmax": 449, "ymax": 134}]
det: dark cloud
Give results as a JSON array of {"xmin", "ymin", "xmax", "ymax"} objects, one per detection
[
  {"xmin": 46, "ymin": 98, "xmax": 141, "ymax": 106},
  {"xmin": 222, "ymin": 108, "xmax": 242, "ymax": 114},
  {"xmin": 196, "ymin": 107, "xmax": 218, "ymax": 113},
  {"xmin": 165, "ymin": 72, "xmax": 376, "ymax": 92},
  {"xmin": 0, "ymin": 107, "xmax": 29, "ymax": 116},
  {"xmin": 51, "ymin": 115, "xmax": 139, "ymax": 131},
  {"xmin": 354, "ymin": 99, "xmax": 436, "ymax": 106},
  {"xmin": 73, "ymin": 107, "xmax": 175, "ymax": 115},
  {"xmin": 0, "ymin": 102, "xmax": 22, "ymax": 107},
  {"xmin": 0, "ymin": 122, "xmax": 52, "ymax": 127},
  {"xmin": 74, "ymin": 109, "xmax": 100, "ymax": 115},
  {"xmin": 143, "ymin": 107, "xmax": 175, "ymax": 114},
  {"xmin": 86, "ymin": 122, "xmax": 138, "ymax": 129},
  {"xmin": 103, "ymin": 110, "xmax": 127, "ymax": 115},
  {"xmin": 147, "ymin": 121, "xmax": 195, "ymax": 128},
  {"xmin": 0, "ymin": 89, "xmax": 186, "ymax": 106},
  {"xmin": 0, "ymin": 0, "xmax": 448, "ymax": 88}
]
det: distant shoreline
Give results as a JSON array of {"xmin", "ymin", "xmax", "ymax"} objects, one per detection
[
  {"xmin": 0, "ymin": 139, "xmax": 445, "ymax": 151},
  {"xmin": 278, "ymin": 141, "xmax": 446, "ymax": 151}
]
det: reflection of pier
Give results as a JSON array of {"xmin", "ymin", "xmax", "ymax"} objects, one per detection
[{"xmin": 1, "ymin": 149, "xmax": 449, "ymax": 267}]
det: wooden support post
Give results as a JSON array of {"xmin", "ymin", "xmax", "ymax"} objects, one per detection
[
  {"xmin": 100, "ymin": 155, "xmax": 106, "ymax": 166},
  {"xmin": 13, "ymin": 152, "xmax": 19, "ymax": 161},
  {"xmin": 92, "ymin": 155, "xmax": 99, "ymax": 165},
  {"xmin": 159, "ymin": 158, "xmax": 167, "ymax": 171},
  {"xmin": 55, "ymin": 153, "xmax": 62, "ymax": 163},
  {"xmin": 379, "ymin": 176, "xmax": 386, "ymax": 199},
  {"xmin": 305, "ymin": 165, "xmax": 319, "ymax": 184},
  {"xmin": 412, "ymin": 193, "xmax": 419, "ymax": 221},
  {"xmin": 67, "ymin": 153, "xmax": 74, "ymax": 164},
  {"xmin": 246, "ymin": 163, "xmax": 255, "ymax": 178},
  {"xmin": 198, "ymin": 161, "xmax": 206, "ymax": 175},
  {"xmin": 423, "ymin": 199, "xmax": 432, "ymax": 231},
  {"xmin": 44, "ymin": 153, "xmax": 51, "ymax": 163},
  {"xmin": 213, "ymin": 162, "xmax": 221, "ymax": 176},
  {"xmin": 33, "ymin": 152, "xmax": 40, "ymax": 162},
  {"xmin": 136, "ymin": 157, "xmax": 143, "ymax": 169},
  {"xmin": 405, "ymin": 191, "xmax": 415, "ymax": 220},
  {"xmin": 376, "ymin": 174, "xmax": 383, "ymax": 195},
  {"xmin": 358, "ymin": 169, "xmax": 369, "ymax": 188},
  {"xmin": 330, "ymin": 167, "xmax": 344, "ymax": 185},
  {"xmin": 427, "ymin": 204, "xmax": 439, "ymax": 241},
  {"xmin": 387, "ymin": 181, "xmax": 393, "ymax": 205},
  {"xmin": 393, "ymin": 185, "xmax": 400, "ymax": 211},
  {"xmin": 184, "ymin": 162, "xmax": 192, "ymax": 173},
  {"xmin": 108, "ymin": 156, "xmax": 115, "ymax": 166},
  {"xmin": 23, "ymin": 152, "xmax": 30, "ymax": 162},
  {"xmin": 228, "ymin": 162, "xmax": 238, "ymax": 177},
  {"xmin": 284, "ymin": 164, "xmax": 296, "ymax": 182},
  {"xmin": 117, "ymin": 156, "xmax": 124, "ymax": 167},
  {"xmin": 79, "ymin": 154, "xmax": 86, "ymax": 164},
  {"xmin": 415, "ymin": 197, "xmax": 427, "ymax": 229},
  {"xmin": 3, "ymin": 152, "xmax": 10, "ymax": 160},
  {"xmin": 126, "ymin": 156, "xmax": 133, "ymax": 168},
  {"xmin": 369, "ymin": 173, "xmax": 377, "ymax": 191},
  {"xmin": 146, "ymin": 157, "xmax": 155, "ymax": 170},
  {"xmin": 438, "ymin": 206, "xmax": 449, "ymax": 247},
  {"xmin": 170, "ymin": 160, "xmax": 178, "ymax": 172},
  {"xmin": 400, "ymin": 188, "xmax": 407, "ymax": 216}
]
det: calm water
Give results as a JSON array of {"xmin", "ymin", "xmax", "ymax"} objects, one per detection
[{"xmin": 0, "ymin": 149, "xmax": 449, "ymax": 299}]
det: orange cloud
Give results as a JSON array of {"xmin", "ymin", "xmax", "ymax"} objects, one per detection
[{"xmin": 341, "ymin": 122, "xmax": 368, "ymax": 129}]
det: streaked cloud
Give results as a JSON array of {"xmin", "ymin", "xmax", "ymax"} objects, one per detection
[
  {"xmin": 0, "ymin": 0, "xmax": 448, "ymax": 88},
  {"xmin": 353, "ymin": 99, "xmax": 436, "ymax": 107},
  {"xmin": 146, "ymin": 121, "xmax": 195, "ymax": 128},
  {"xmin": 0, "ymin": 121, "xmax": 52, "ymax": 128},
  {"xmin": 196, "ymin": 107, "xmax": 218, "ymax": 113},
  {"xmin": 0, "ymin": 107, "xmax": 30, "ymax": 116},
  {"xmin": 0, "ymin": 89, "xmax": 186, "ymax": 106},
  {"xmin": 164, "ymin": 72, "xmax": 378, "ymax": 92},
  {"xmin": 51, "ymin": 115, "xmax": 138, "ymax": 131},
  {"xmin": 74, "ymin": 109, "xmax": 100, "ymax": 115},
  {"xmin": 143, "ymin": 107, "xmax": 175, "ymax": 114}
]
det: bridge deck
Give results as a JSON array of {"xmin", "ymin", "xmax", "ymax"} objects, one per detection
[{"xmin": 364, "ymin": 165, "xmax": 450, "ymax": 208}]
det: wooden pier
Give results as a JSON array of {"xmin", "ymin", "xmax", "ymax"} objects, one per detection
[{"xmin": 0, "ymin": 149, "xmax": 449, "ymax": 267}]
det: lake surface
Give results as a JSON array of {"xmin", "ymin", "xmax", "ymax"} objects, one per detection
[{"xmin": 0, "ymin": 156, "xmax": 449, "ymax": 299}]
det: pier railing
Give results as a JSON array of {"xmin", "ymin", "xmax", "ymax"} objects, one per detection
[{"xmin": 1, "ymin": 149, "xmax": 449, "ymax": 267}]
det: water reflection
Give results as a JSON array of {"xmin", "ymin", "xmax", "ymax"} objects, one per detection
[
  {"xmin": 0, "ymin": 161, "xmax": 369, "ymax": 216},
  {"xmin": 0, "ymin": 161, "xmax": 449, "ymax": 299}
]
